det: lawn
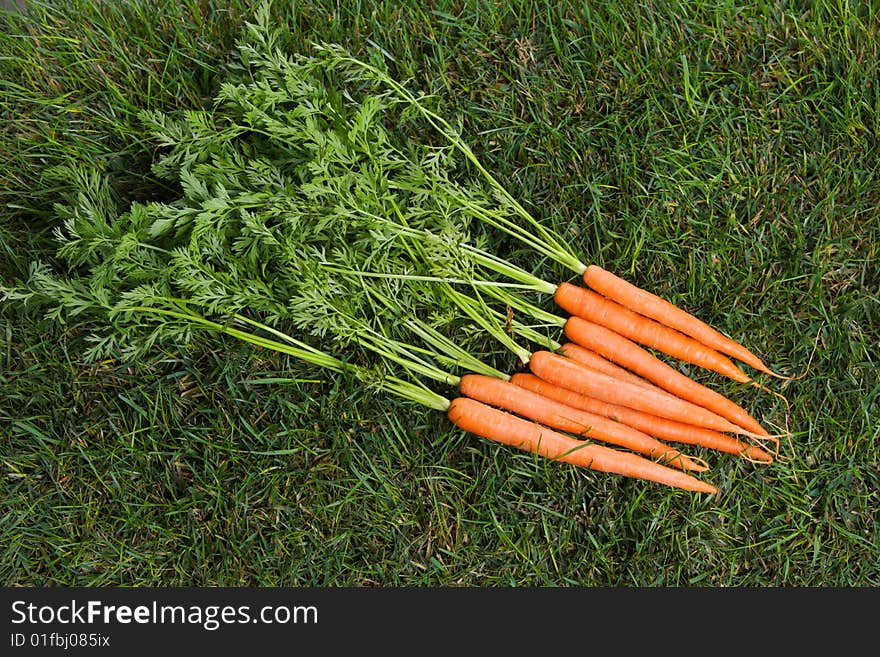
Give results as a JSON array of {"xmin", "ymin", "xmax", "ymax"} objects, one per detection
[{"xmin": 1, "ymin": 0, "xmax": 878, "ymax": 586}]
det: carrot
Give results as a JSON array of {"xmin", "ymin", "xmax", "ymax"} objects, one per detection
[
  {"xmin": 563, "ymin": 315, "xmax": 773, "ymax": 440},
  {"xmin": 557, "ymin": 342, "xmax": 655, "ymax": 389},
  {"xmin": 582, "ymin": 265, "xmax": 789, "ymax": 379},
  {"xmin": 447, "ymin": 397, "xmax": 718, "ymax": 494},
  {"xmin": 554, "ymin": 282, "xmax": 755, "ymax": 383},
  {"xmin": 511, "ymin": 373, "xmax": 774, "ymax": 463},
  {"xmin": 458, "ymin": 373, "xmax": 706, "ymax": 471},
  {"xmin": 528, "ymin": 349, "xmax": 770, "ymax": 442},
  {"xmin": 550, "ymin": 346, "xmax": 775, "ymax": 460}
]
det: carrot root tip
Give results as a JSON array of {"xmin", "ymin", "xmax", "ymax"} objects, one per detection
[{"xmin": 749, "ymin": 381, "xmax": 791, "ymax": 408}]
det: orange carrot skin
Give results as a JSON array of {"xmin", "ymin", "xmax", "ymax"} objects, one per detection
[
  {"xmin": 558, "ymin": 342, "xmax": 655, "ymax": 389},
  {"xmin": 582, "ymin": 265, "xmax": 777, "ymax": 376},
  {"xmin": 563, "ymin": 315, "xmax": 771, "ymax": 438},
  {"xmin": 446, "ymin": 397, "xmax": 718, "ymax": 494},
  {"xmin": 457, "ymin": 374, "xmax": 704, "ymax": 471},
  {"xmin": 511, "ymin": 373, "xmax": 773, "ymax": 463},
  {"xmin": 554, "ymin": 282, "xmax": 752, "ymax": 383},
  {"xmin": 528, "ymin": 349, "xmax": 757, "ymax": 437}
]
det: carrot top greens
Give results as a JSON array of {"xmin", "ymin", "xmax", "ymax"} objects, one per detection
[{"xmin": 5, "ymin": 8, "xmax": 562, "ymax": 404}]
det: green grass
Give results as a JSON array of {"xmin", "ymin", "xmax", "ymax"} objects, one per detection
[{"xmin": 2, "ymin": 0, "xmax": 878, "ymax": 586}]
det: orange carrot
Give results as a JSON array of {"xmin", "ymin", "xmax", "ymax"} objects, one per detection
[
  {"xmin": 447, "ymin": 397, "xmax": 718, "ymax": 494},
  {"xmin": 558, "ymin": 342, "xmax": 783, "ymax": 445},
  {"xmin": 552, "ymin": 345, "xmax": 774, "ymax": 459},
  {"xmin": 557, "ymin": 342, "xmax": 655, "ymax": 389},
  {"xmin": 528, "ymin": 349, "xmax": 769, "ymax": 441},
  {"xmin": 511, "ymin": 373, "xmax": 773, "ymax": 463},
  {"xmin": 582, "ymin": 265, "xmax": 788, "ymax": 378},
  {"xmin": 554, "ymin": 282, "xmax": 754, "ymax": 383},
  {"xmin": 458, "ymin": 373, "xmax": 705, "ymax": 471},
  {"xmin": 563, "ymin": 315, "xmax": 772, "ymax": 439}
]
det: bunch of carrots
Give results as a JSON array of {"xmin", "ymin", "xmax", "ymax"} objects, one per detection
[
  {"xmin": 7, "ymin": 22, "xmax": 792, "ymax": 498},
  {"xmin": 445, "ymin": 266, "xmax": 789, "ymax": 496},
  {"xmin": 310, "ymin": 45, "xmax": 790, "ymax": 495}
]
